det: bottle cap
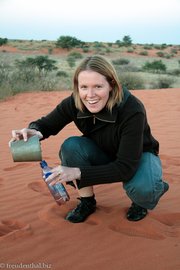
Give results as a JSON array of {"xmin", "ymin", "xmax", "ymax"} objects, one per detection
[{"xmin": 40, "ymin": 160, "xmax": 48, "ymax": 168}]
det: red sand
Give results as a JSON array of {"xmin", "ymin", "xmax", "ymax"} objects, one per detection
[{"xmin": 0, "ymin": 89, "xmax": 180, "ymax": 270}]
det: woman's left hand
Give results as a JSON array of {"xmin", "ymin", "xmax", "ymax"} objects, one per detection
[{"xmin": 46, "ymin": 165, "xmax": 81, "ymax": 186}]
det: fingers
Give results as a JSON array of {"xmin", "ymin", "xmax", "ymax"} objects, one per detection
[
  {"xmin": 44, "ymin": 165, "xmax": 78, "ymax": 186},
  {"xmin": 11, "ymin": 129, "xmax": 23, "ymax": 141},
  {"xmin": 9, "ymin": 128, "xmax": 43, "ymax": 147},
  {"xmin": 9, "ymin": 129, "xmax": 24, "ymax": 147},
  {"xmin": 50, "ymin": 166, "xmax": 62, "ymax": 174},
  {"xmin": 11, "ymin": 128, "xmax": 29, "ymax": 141},
  {"xmin": 46, "ymin": 171, "xmax": 60, "ymax": 181},
  {"xmin": 22, "ymin": 128, "xmax": 28, "ymax": 141},
  {"xmin": 47, "ymin": 167, "xmax": 79, "ymax": 185},
  {"xmin": 8, "ymin": 137, "xmax": 16, "ymax": 147},
  {"xmin": 9, "ymin": 128, "xmax": 29, "ymax": 148},
  {"xmin": 46, "ymin": 172, "xmax": 61, "ymax": 186},
  {"xmin": 45, "ymin": 166, "xmax": 65, "ymax": 186}
]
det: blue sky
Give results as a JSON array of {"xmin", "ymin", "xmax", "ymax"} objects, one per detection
[{"xmin": 0, "ymin": 0, "xmax": 180, "ymax": 44}]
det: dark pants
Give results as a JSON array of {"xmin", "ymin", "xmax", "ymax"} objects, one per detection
[{"xmin": 59, "ymin": 136, "xmax": 165, "ymax": 210}]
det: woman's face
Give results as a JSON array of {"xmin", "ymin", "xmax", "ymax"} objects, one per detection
[{"xmin": 78, "ymin": 70, "xmax": 112, "ymax": 113}]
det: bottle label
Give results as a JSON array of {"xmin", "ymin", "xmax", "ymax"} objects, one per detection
[{"xmin": 40, "ymin": 160, "xmax": 70, "ymax": 205}]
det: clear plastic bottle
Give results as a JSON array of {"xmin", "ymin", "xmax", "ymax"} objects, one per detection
[{"xmin": 40, "ymin": 160, "xmax": 70, "ymax": 205}]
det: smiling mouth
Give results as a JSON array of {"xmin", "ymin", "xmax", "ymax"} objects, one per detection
[{"xmin": 87, "ymin": 100, "xmax": 99, "ymax": 104}]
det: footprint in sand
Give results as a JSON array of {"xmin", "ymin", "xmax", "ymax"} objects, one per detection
[
  {"xmin": 0, "ymin": 219, "xmax": 32, "ymax": 241},
  {"xmin": 38, "ymin": 202, "xmax": 115, "ymax": 227},
  {"xmin": 109, "ymin": 210, "xmax": 180, "ymax": 240},
  {"xmin": 28, "ymin": 181, "xmax": 50, "ymax": 196},
  {"xmin": 86, "ymin": 205, "xmax": 114, "ymax": 226},
  {"xmin": 152, "ymin": 212, "xmax": 180, "ymax": 227},
  {"xmin": 38, "ymin": 203, "xmax": 75, "ymax": 226},
  {"xmin": 4, "ymin": 163, "xmax": 31, "ymax": 172},
  {"xmin": 37, "ymin": 200, "xmax": 180, "ymax": 238}
]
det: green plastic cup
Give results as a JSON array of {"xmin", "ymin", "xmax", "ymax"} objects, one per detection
[{"xmin": 10, "ymin": 135, "xmax": 42, "ymax": 162}]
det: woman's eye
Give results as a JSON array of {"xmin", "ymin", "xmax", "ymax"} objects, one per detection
[{"xmin": 80, "ymin": 86, "xmax": 87, "ymax": 90}]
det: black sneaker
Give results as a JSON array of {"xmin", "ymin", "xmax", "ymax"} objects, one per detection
[
  {"xmin": 127, "ymin": 202, "xmax": 148, "ymax": 221},
  {"xmin": 65, "ymin": 197, "xmax": 96, "ymax": 223}
]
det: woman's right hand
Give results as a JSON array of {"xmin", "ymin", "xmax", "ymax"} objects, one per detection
[{"xmin": 9, "ymin": 128, "xmax": 43, "ymax": 146}]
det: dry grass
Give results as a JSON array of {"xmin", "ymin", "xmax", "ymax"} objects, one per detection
[{"xmin": 0, "ymin": 40, "xmax": 180, "ymax": 100}]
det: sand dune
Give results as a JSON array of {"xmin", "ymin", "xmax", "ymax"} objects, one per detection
[{"xmin": 0, "ymin": 89, "xmax": 180, "ymax": 270}]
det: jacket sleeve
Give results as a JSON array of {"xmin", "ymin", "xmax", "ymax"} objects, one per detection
[
  {"xmin": 28, "ymin": 95, "xmax": 75, "ymax": 139},
  {"xmin": 78, "ymin": 112, "xmax": 145, "ymax": 188}
]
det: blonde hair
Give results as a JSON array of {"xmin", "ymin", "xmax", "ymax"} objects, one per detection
[{"xmin": 73, "ymin": 55, "xmax": 123, "ymax": 112}]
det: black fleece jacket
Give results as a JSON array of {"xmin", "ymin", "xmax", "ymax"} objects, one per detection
[{"xmin": 29, "ymin": 87, "xmax": 159, "ymax": 188}]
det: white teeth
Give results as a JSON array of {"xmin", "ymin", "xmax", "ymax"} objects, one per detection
[{"xmin": 87, "ymin": 100, "xmax": 98, "ymax": 104}]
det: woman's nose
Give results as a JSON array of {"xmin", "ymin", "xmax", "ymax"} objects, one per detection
[{"xmin": 87, "ymin": 88, "xmax": 95, "ymax": 97}]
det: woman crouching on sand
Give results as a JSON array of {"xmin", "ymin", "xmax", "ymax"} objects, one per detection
[{"xmin": 10, "ymin": 55, "xmax": 169, "ymax": 223}]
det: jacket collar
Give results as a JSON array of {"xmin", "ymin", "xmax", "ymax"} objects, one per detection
[
  {"xmin": 77, "ymin": 87, "xmax": 131, "ymax": 123},
  {"xmin": 77, "ymin": 107, "xmax": 116, "ymax": 123}
]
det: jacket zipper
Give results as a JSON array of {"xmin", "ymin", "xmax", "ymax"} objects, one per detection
[
  {"xmin": 93, "ymin": 115, "xmax": 115, "ymax": 124},
  {"xmin": 93, "ymin": 115, "xmax": 96, "ymax": 124},
  {"xmin": 77, "ymin": 115, "xmax": 115, "ymax": 124}
]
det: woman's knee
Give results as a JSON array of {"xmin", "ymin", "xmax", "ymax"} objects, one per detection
[
  {"xmin": 59, "ymin": 136, "xmax": 82, "ymax": 162},
  {"xmin": 124, "ymin": 179, "xmax": 157, "ymax": 209},
  {"xmin": 124, "ymin": 182, "xmax": 152, "ymax": 202},
  {"xmin": 124, "ymin": 180, "xmax": 164, "ymax": 210},
  {"xmin": 60, "ymin": 136, "xmax": 81, "ymax": 154},
  {"xmin": 59, "ymin": 136, "xmax": 92, "ymax": 166}
]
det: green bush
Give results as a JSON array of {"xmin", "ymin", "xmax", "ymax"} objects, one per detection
[
  {"xmin": 171, "ymin": 48, "xmax": 178, "ymax": 54},
  {"xmin": 115, "ymin": 40, "xmax": 123, "ymax": 47},
  {"xmin": 105, "ymin": 48, "xmax": 111, "ymax": 53},
  {"xmin": 143, "ymin": 45, "xmax": 153, "ymax": 50},
  {"xmin": 68, "ymin": 51, "xmax": 83, "ymax": 59},
  {"xmin": 164, "ymin": 53, "xmax": 173, "ymax": 59},
  {"xmin": 115, "ymin": 35, "xmax": 133, "ymax": 47},
  {"xmin": 0, "ymin": 37, "xmax": 8, "ymax": 46},
  {"xmin": 118, "ymin": 72, "xmax": 145, "ymax": 90},
  {"xmin": 66, "ymin": 56, "xmax": 76, "ymax": 68},
  {"xmin": 127, "ymin": 48, "xmax": 134, "ymax": 53},
  {"xmin": 15, "ymin": 56, "xmax": 58, "ymax": 78},
  {"xmin": 93, "ymin": 41, "xmax": 104, "ymax": 48},
  {"xmin": 142, "ymin": 60, "xmax": 167, "ymax": 73},
  {"xmin": 115, "ymin": 64, "xmax": 139, "ymax": 73},
  {"xmin": 112, "ymin": 58, "xmax": 130, "ymax": 65},
  {"xmin": 154, "ymin": 44, "xmax": 167, "ymax": 50},
  {"xmin": 122, "ymin": 35, "xmax": 132, "ymax": 46},
  {"xmin": 168, "ymin": 69, "xmax": 180, "ymax": 76},
  {"xmin": 56, "ymin": 71, "xmax": 68, "ymax": 77},
  {"xmin": 0, "ymin": 55, "xmax": 61, "ymax": 97},
  {"xmin": 82, "ymin": 47, "xmax": 89, "ymax": 53},
  {"xmin": 156, "ymin": 51, "xmax": 165, "ymax": 57},
  {"xmin": 0, "ymin": 61, "xmax": 11, "ymax": 85},
  {"xmin": 152, "ymin": 77, "xmax": 175, "ymax": 89},
  {"xmin": 56, "ymin": 36, "xmax": 84, "ymax": 49},
  {"xmin": 139, "ymin": 51, "xmax": 148, "ymax": 56}
]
